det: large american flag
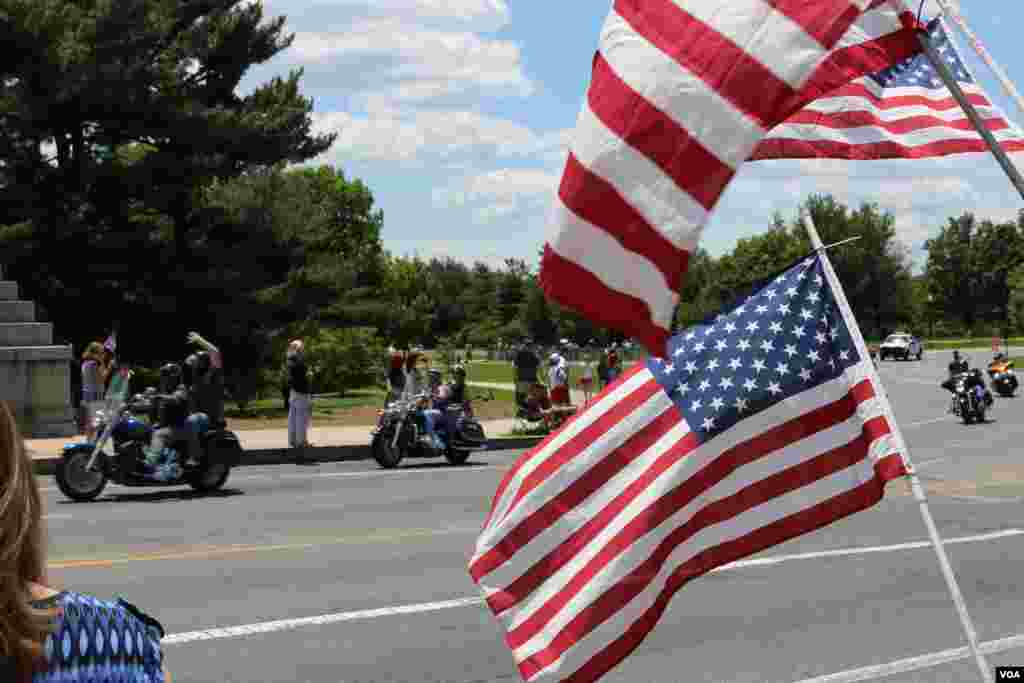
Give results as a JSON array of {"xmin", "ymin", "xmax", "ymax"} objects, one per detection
[
  {"xmin": 538, "ymin": 0, "xmax": 921, "ymax": 359},
  {"xmin": 471, "ymin": 253, "xmax": 907, "ymax": 682},
  {"xmin": 754, "ymin": 17, "xmax": 1024, "ymax": 160}
]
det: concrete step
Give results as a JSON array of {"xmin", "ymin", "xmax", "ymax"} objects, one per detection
[
  {"xmin": 0, "ymin": 281, "xmax": 17, "ymax": 301},
  {"xmin": 0, "ymin": 323, "xmax": 53, "ymax": 347},
  {"xmin": 0, "ymin": 301, "xmax": 35, "ymax": 323}
]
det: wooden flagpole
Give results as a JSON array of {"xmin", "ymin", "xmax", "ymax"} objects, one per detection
[
  {"xmin": 933, "ymin": 0, "xmax": 1024, "ymax": 120},
  {"xmin": 800, "ymin": 209, "xmax": 994, "ymax": 683},
  {"xmin": 913, "ymin": 24, "xmax": 1024, "ymax": 202}
]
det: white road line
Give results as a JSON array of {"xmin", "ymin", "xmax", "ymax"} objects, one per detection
[
  {"xmin": 274, "ymin": 465, "xmax": 507, "ymax": 480},
  {"xmin": 903, "ymin": 415, "xmax": 954, "ymax": 429},
  {"xmin": 160, "ymin": 528, "xmax": 1024, "ymax": 646},
  {"xmin": 791, "ymin": 633, "xmax": 1024, "ymax": 683},
  {"xmin": 42, "ymin": 514, "xmax": 73, "ymax": 520}
]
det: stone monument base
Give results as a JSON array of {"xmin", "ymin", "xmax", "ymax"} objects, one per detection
[{"xmin": 0, "ymin": 269, "xmax": 77, "ymax": 438}]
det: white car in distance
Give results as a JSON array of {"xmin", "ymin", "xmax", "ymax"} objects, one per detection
[{"xmin": 878, "ymin": 332, "xmax": 923, "ymax": 361}]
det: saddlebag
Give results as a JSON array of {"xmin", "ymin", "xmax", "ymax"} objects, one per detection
[
  {"xmin": 454, "ymin": 419, "xmax": 487, "ymax": 447},
  {"xmin": 203, "ymin": 431, "xmax": 243, "ymax": 467}
]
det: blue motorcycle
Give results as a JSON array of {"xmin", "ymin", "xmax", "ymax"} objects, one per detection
[{"xmin": 55, "ymin": 390, "xmax": 242, "ymax": 502}]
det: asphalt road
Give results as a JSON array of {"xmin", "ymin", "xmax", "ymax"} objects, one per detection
[{"xmin": 39, "ymin": 350, "xmax": 1024, "ymax": 683}]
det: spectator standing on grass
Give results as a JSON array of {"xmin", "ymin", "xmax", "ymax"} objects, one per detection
[
  {"xmin": 0, "ymin": 401, "xmax": 171, "ymax": 683},
  {"xmin": 596, "ymin": 349, "xmax": 609, "ymax": 390},
  {"xmin": 579, "ymin": 354, "xmax": 595, "ymax": 403},
  {"xmin": 606, "ymin": 345, "xmax": 622, "ymax": 384},
  {"xmin": 286, "ymin": 339, "xmax": 312, "ymax": 452},
  {"xmin": 548, "ymin": 352, "xmax": 570, "ymax": 405}
]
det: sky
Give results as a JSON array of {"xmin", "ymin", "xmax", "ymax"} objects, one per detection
[{"xmin": 238, "ymin": 1, "xmax": 1024, "ymax": 274}]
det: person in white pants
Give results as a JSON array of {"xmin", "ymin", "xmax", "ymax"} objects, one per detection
[{"xmin": 287, "ymin": 339, "xmax": 312, "ymax": 452}]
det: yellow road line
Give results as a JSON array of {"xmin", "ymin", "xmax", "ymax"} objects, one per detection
[{"xmin": 49, "ymin": 526, "xmax": 476, "ymax": 569}]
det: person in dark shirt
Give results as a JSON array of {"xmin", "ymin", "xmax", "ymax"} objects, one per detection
[
  {"xmin": 513, "ymin": 343, "xmax": 540, "ymax": 409},
  {"xmin": 184, "ymin": 331, "xmax": 225, "ymax": 430},
  {"xmin": 286, "ymin": 339, "xmax": 312, "ymax": 452}
]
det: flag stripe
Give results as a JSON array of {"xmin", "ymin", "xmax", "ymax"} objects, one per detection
[
  {"xmin": 802, "ymin": 81, "xmax": 991, "ymax": 111},
  {"xmin": 614, "ymin": 0, "xmax": 797, "ymax": 130},
  {"xmin": 506, "ymin": 381, "xmax": 668, "ymax": 527},
  {"xmin": 599, "ymin": 10, "xmax": 759, "ymax": 175},
  {"xmin": 568, "ymin": 103, "xmax": 708, "ymax": 252},
  {"xmin": 559, "ymin": 155, "xmax": 687, "ymax": 293},
  {"xmin": 786, "ymin": 18, "xmax": 920, "ymax": 112},
  {"xmin": 542, "ymin": 0, "xmax": 918, "ymax": 357},
  {"xmin": 561, "ymin": 454, "xmax": 904, "ymax": 683},
  {"xmin": 483, "ymin": 366, "xmax": 653, "ymax": 532},
  {"xmin": 471, "ymin": 407, "xmax": 683, "ymax": 588},
  {"xmin": 752, "ymin": 136, "xmax": 1024, "ymax": 160},
  {"xmin": 501, "ymin": 379, "xmax": 878, "ymax": 647},
  {"xmin": 476, "ymin": 367, "xmax": 880, "ymax": 598},
  {"xmin": 517, "ymin": 423, "xmax": 891, "ymax": 678},
  {"xmin": 540, "ymin": 242, "xmax": 674, "ymax": 358},
  {"xmin": 589, "ymin": 50, "xmax": 737, "ymax": 211},
  {"xmin": 784, "ymin": 109, "xmax": 1012, "ymax": 134},
  {"xmin": 755, "ymin": 16, "xmax": 1024, "ymax": 162},
  {"xmin": 765, "ymin": 0, "xmax": 868, "ymax": 48}
]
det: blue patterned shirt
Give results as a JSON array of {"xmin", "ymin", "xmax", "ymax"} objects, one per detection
[{"xmin": 31, "ymin": 591, "xmax": 165, "ymax": 683}]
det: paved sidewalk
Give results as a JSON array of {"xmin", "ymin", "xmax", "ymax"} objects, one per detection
[{"xmin": 26, "ymin": 418, "xmax": 520, "ymax": 460}]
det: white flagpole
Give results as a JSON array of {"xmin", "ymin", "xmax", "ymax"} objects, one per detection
[
  {"xmin": 933, "ymin": 0, "xmax": 1024, "ymax": 120},
  {"xmin": 800, "ymin": 209, "xmax": 994, "ymax": 683}
]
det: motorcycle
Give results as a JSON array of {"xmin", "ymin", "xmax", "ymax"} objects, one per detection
[
  {"xmin": 55, "ymin": 389, "xmax": 243, "ymax": 502},
  {"xmin": 947, "ymin": 371, "xmax": 990, "ymax": 424},
  {"xmin": 370, "ymin": 392, "xmax": 489, "ymax": 469},
  {"xmin": 987, "ymin": 359, "xmax": 1018, "ymax": 397}
]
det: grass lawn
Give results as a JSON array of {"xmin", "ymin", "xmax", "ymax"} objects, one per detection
[{"xmin": 224, "ymin": 385, "xmax": 518, "ymax": 430}]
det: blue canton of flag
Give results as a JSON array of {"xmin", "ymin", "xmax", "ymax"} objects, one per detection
[
  {"xmin": 646, "ymin": 254, "xmax": 860, "ymax": 438},
  {"xmin": 870, "ymin": 19, "xmax": 970, "ymax": 90}
]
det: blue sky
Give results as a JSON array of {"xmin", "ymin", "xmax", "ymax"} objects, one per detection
[{"xmin": 239, "ymin": 1, "xmax": 1024, "ymax": 273}]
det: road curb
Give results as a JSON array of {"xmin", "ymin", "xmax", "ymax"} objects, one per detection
[{"xmin": 32, "ymin": 436, "xmax": 544, "ymax": 477}]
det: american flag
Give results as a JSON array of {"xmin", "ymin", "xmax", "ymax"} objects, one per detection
[
  {"xmin": 538, "ymin": 0, "xmax": 920, "ymax": 359},
  {"xmin": 754, "ymin": 17, "xmax": 1024, "ymax": 160},
  {"xmin": 471, "ymin": 252, "xmax": 907, "ymax": 683}
]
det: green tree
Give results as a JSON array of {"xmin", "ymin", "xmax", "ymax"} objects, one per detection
[{"xmin": 0, "ymin": 0, "xmax": 332, "ymax": 370}]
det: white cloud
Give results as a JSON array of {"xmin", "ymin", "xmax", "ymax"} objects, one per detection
[
  {"xmin": 433, "ymin": 168, "xmax": 558, "ymax": 206},
  {"xmin": 312, "ymin": 109, "xmax": 566, "ymax": 166}
]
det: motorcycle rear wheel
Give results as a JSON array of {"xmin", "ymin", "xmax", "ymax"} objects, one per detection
[
  {"xmin": 188, "ymin": 460, "xmax": 231, "ymax": 492},
  {"xmin": 445, "ymin": 449, "xmax": 471, "ymax": 466},
  {"xmin": 56, "ymin": 451, "xmax": 108, "ymax": 501}
]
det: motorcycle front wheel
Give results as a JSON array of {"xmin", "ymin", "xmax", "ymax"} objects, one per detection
[
  {"xmin": 55, "ymin": 451, "xmax": 108, "ymax": 501},
  {"xmin": 373, "ymin": 429, "xmax": 408, "ymax": 469}
]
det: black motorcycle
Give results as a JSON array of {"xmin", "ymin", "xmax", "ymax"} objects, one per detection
[
  {"xmin": 370, "ymin": 392, "xmax": 488, "ymax": 469},
  {"xmin": 987, "ymin": 359, "xmax": 1018, "ymax": 397},
  {"xmin": 946, "ymin": 371, "xmax": 990, "ymax": 424},
  {"xmin": 55, "ymin": 390, "xmax": 242, "ymax": 501}
]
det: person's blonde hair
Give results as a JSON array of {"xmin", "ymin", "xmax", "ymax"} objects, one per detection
[{"xmin": 0, "ymin": 401, "xmax": 57, "ymax": 680}]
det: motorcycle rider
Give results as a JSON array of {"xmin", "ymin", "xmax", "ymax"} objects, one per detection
[
  {"xmin": 184, "ymin": 331, "xmax": 225, "ymax": 431},
  {"xmin": 143, "ymin": 389, "xmax": 200, "ymax": 480},
  {"xmin": 417, "ymin": 367, "xmax": 446, "ymax": 452},
  {"xmin": 433, "ymin": 365, "xmax": 469, "ymax": 441},
  {"xmin": 941, "ymin": 350, "xmax": 992, "ymax": 409}
]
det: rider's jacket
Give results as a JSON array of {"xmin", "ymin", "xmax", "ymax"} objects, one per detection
[{"xmin": 948, "ymin": 359, "xmax": 968, "ymax": 376}]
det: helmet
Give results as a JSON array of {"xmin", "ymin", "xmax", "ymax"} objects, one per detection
[
  {"xmin": 952, "ymin": 350, "xmax": 961, "ymax": 359},
  {"xmin": 428, "ymin": 368, "xmax": 442, "ymax": 382},
  {"xmin": 193, "ymin": 351, "xmax": 211, "ymax": 374}
]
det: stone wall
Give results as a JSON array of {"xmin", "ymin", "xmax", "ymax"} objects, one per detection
[{"xmin": 0, "ymin": 267, "xmax": 77, "ymax": 437}]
